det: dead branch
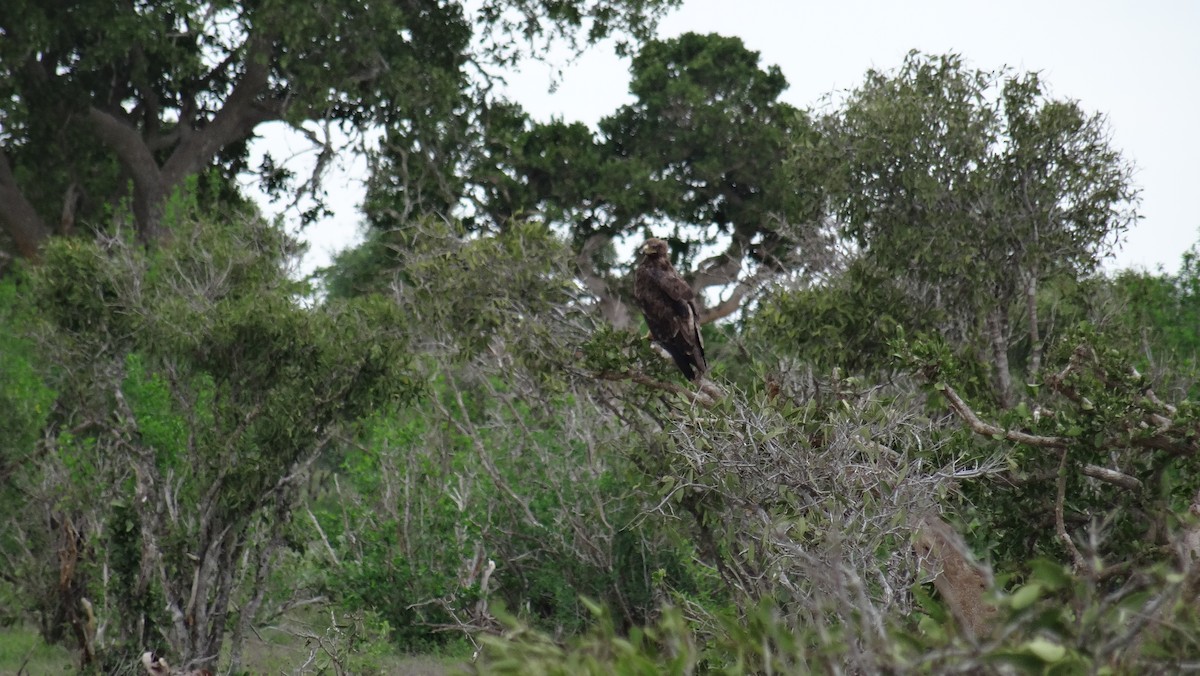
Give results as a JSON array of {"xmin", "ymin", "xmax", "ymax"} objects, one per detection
[
  {"xmin": 441, "ymin": 383, "xmax": 545, "ymax": 529},
  {"xmin": 306, "ymin": 508, "xmax": 341, "ymax": 568},
  {"xmin": 940, "ymin": 383, "xmax": 1149, "ymax": 492},
  {"xmin": 1080, "ymin": 464, "xmax": 1143, "ymax": 492},
  {"xmin": 1182, "ymin": 489, "xmax": 1200, "ymax": 564}
]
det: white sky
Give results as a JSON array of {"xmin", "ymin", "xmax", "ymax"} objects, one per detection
[{"xmin": 258, "ymin": 0, "xmax": 1200, "ymax": 277}]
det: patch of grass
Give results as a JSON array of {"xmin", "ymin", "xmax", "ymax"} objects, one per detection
[
  {"xmin": 234, "ymin": 605, "xmax": 466, "ymax": 675},
  {"xmin": 0, "ymin": 607, "xmax": 467, "ymax": 674},
  {"xmin": 0, "ymin": 625, "xmax": 74, "ymax": 674}
]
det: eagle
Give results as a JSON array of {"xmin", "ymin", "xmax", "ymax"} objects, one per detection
[{"xmin": 634, "ymin": 238, "xmax": 707, "ymax": 381}]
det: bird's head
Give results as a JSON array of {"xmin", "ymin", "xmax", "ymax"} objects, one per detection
[{"xmin": 640, "ymin": 238, "xmax": 669, "ymax": 259}]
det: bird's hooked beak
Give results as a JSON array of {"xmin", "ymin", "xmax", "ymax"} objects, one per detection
[{"xmin": 640, "ymin": 242, "xmax": 653, "ymax": 255}]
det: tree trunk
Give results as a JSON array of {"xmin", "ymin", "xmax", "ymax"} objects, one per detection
[
  {"xmin": 0, "ymin": 148, "xmax": 51, "ymax": 258},
  {"xmin": 1026, "ymin": 274, "xmax": 1042, "ymax": 380},
  {"xmin": 914, "ymin": 514, "xmax": 996, "ymax": 640},
  {"xmin": 577, "ymin": 234, "xmax": 631, "ymax": 329},
  {"xmin": 88, "ymin": 106, "xmax": 171, "ymax": 244},
  {"xmin": 987, "ymin": 308, "xmax": 1014, "ymax": 407}
]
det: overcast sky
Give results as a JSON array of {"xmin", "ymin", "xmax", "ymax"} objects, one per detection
[{"xmin": 265, "ymin": 0, "xmax": 1200, "ymax": 277}]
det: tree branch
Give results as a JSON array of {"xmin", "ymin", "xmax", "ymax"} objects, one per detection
[
  {"xmin": 1055, "ymin": 450, "xmax": 1087, "ymax": 573},
  {"xmin": 87, "ymin": 105, "xmax": 168, "ymax": 240},
  {"xmin": 940, "ymin": 382, "xmax": 1147, "ymax": 492},
  {"xmin": 161, "ymin": 34, "xmax": 282, "ymax": 187},
  {"xmin": 576, "ymin": 233, "xmax": 631, "ymax": 329},
  {"xmin": 595, "ymin": 370, "xmax": 716, "ymax": 407},
  {"xmin": 87, "ymin": 106, "xmax": 164, "ymax": 192},
  {"xmin": 938, "ymin": 382, "xmax": 1069, "ymax": 448},
  {"xmin": 699, "ymin": 267, "xmax": 772, "ymax": 324},
  {"xmin": 1080, "ymin": 464, "xmax": 1143, "ymax": 492},
  {"xmin": 690, "ymin": 239, "xmax": 745, "ymax": 291}
]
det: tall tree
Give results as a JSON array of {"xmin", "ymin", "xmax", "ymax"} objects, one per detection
[
  {"xmin": 0, "ymin": 0, "xmax": 677, "ymax": 259},
  {"xmin": 355, "ymin": 32, "xmax": 827, "ymax": 327},
  {"xmin": 823, "ymin": 52, "xmax": 1137, "ymax": 403},
  {"xmin": 596, "ymin": 32, "xmax": 826, "ymax": 324}
]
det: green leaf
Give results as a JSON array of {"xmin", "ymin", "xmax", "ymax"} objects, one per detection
[
  {"xmin": 1022, "ymin": 637, "xmax": 1066, "ymax": 663},
  {"xmin": 1028, "ymin": 559, "xmax": 1070, "ymax": 591},
  {"xmin": 917, "ymin": 613, "xmax": 947, "ymax": 642},
  {"xmin": 1009, "ymin": 582, "xmax": 1042, "ymax": 610}
]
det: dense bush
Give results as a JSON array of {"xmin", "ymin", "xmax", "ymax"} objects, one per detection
[{"xmin": 0, "ymin": 209, "xmax": 419, "ymax": 672}]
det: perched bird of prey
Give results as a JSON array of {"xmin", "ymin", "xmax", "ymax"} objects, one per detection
[{"xmin": 634, "ymin": 238, "xmax": 707, "ymax": 381}]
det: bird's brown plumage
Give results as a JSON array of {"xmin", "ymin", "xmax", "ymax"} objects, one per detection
[{"xmin": 634, "ymin": 238, "xmax": 707, "ymax": 381}]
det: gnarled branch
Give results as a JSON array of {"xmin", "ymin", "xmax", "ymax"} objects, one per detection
[
  {"xmin": 938, "ymin": 382, "xmax": 1069, "ymax": 448},
  {"xmin": 939, "ymin": 382, "xmax": 1143, "ymax": 492}
]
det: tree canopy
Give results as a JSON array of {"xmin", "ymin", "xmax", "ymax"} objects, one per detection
[
  {"xmin": 355, "ymin": 32, "xmax": 825, "ymax": 327},
  {"xmin": 0, "ymin": 0, "xmax": 678, "ymax": 259},
  {"xmin": 819, "ymin": 52, "xmax": 1137, "ymax": 402}
]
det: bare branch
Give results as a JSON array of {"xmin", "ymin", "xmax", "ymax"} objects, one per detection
[
  {"xmin": 1181, "ymin": 489, "xmax": 1200, "ymax": 564},
  {"xmin": 938, "ymin": 382, "xmax": 1069, "ymax": 448},
  {"xmin": 699, "ymin": 267, "xmax": 773, "ymax": 325},
  {"xmin": 1081, "ymin": 464, "xmax": 1143, "ymax": 492},
  {"xmin": 442, "ymin": 383, "xmax": 545, "ymax": 529},
  {"xmin": 306, "ymin": 508, "xmax": 341, "ymax": 568},
  {"xmin": 690, "ymin": 239, "xmax": 745, "ymax": 291}
]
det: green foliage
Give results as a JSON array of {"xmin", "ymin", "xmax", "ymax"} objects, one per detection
[
  {"xmin": 6, "ymin": 25, "xmax": 1199, "ymax": 673},
  {"xmin": 470, "ymin": 601, "xmax": 699, "ymax": 675},
  {"xmin": 4, "ymin": 207, "xmax": 421, "ymax": 670},
  {"xmin": 312, "ymin": 223, "xmax": 731, "ymax": 651},
  {"xmin": 747, "ymin": 258, "xmax": 942, "ymax": 373},
  {"xmin": 0, "ymin": 625, "xmax": 73, "ymax": 673},
  {"xmin": 0, "ymin": 271, "xmax": 54, "ymax": 483},
  {"xmin": 320, "ymin": 380, "xmax": 714, "ymax": 648},
  {"xmin": 816, "ymin": 51, "xmax": 1137, "ymax": 402},
  {"xmin": 901, "ymin": 321, "xmax": 1200, "ymax": 574},
  {"xmin": 825, "ymin": 52, "xmax": 1136, "ymax": 304},
  {"xmin": 353, "ymin": 31, "xmax": 819, "ymax": 302},
  {"xmin": 601, "ymin": 32, "xmax": 814, "ymax": 260},
  {"xmin": 475, "ymin": 555, "xmax": 1200, "ymax": 674},
  {"xmin": 1109, "ymin": 240, "xmax": 1200, "ymax": 385},
  {"xmin": 0, "ymin": 0, "xmax": 677, "ymax": 253}
]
